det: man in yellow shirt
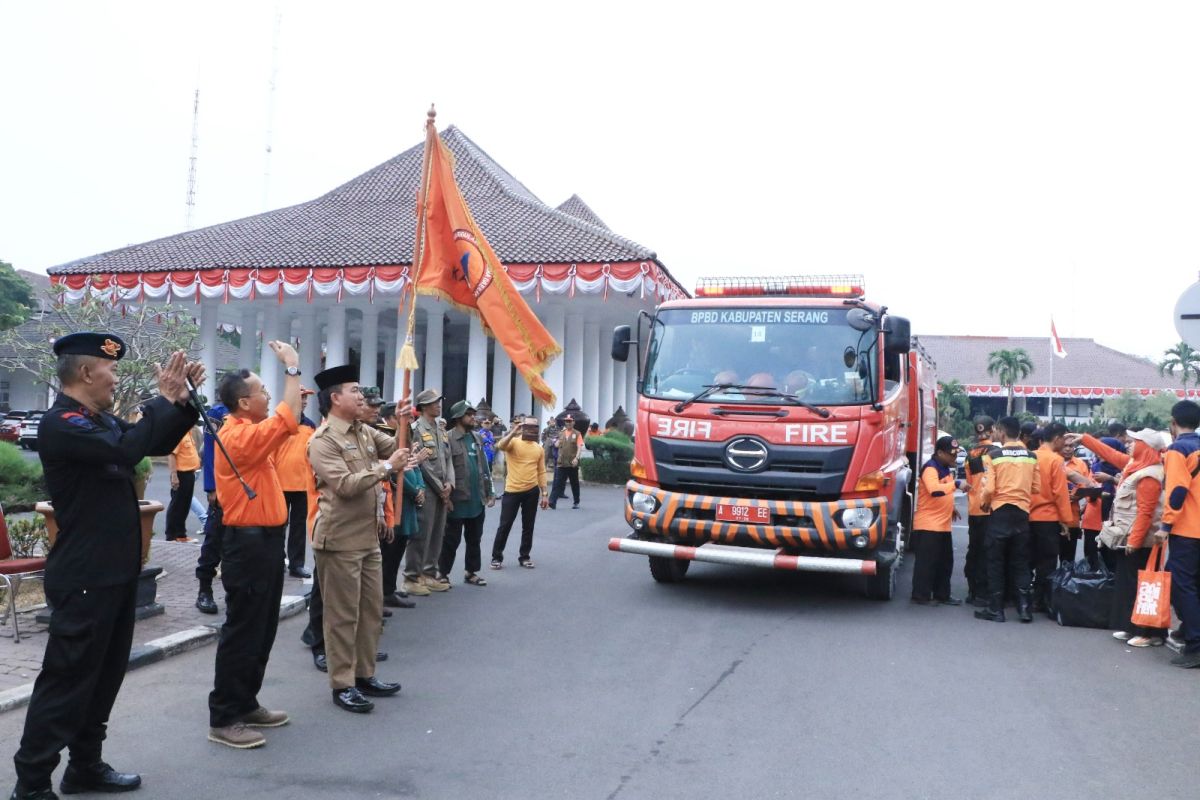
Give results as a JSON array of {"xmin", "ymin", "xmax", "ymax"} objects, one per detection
[
  {"xmin": 490, "ymin": 417, "xmax": 548, "ymax": 569},
  {"xmin": 166, "ymin": 425, "xmax": 202, "ymax": 542}
]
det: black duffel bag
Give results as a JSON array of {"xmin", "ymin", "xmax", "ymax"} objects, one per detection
[{"xmin": 1048, "ymin": 558, "xmax": 1115, "ymax": 628}]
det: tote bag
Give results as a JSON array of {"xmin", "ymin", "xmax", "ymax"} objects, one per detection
[{"xmin": 1131, "ymin": 543, "xmax": 1172, "ymax": 630}]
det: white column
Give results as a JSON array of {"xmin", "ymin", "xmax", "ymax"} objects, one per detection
[
  {"xmin": 238, "ymin": 307, "xmax": 257, "ymax": 368},
  {"xmin": 326, "ymin": 305, "xmax": 348, "ymax": 366},
  {"xmin": 466, "ymin": 315, "xmax": 488, "ymax": 404},
  {"xmin": 358, "ymin": 307, "xmax": 380, "ymax": 389},
  {"xmin": 563, "ymin": 312, "xmax": 585, "ymax": 409},
  {"xmin": 424, "ymin": 306, "xmax": 445, "ymax": 393},
  {"xmin": 612, "ymin": 356, "xmax": 627, "ymax": 416},
  {"xmin": 597, "ymin": 324, "xmax": 614, "ymax": 425},
  {"xmin": 199, "ymin": 302, "xmax": 218, "ymax": 404},
  {"xmin": 299, "ymin": 312, "xmax": 319, "ymax": 419},
  {"xmin": 583, "ymin": 322, "xmax": 600, "ymax": 424},
  {"xmin": 514, "ymin": 377, "xmax": 534, "ymax": 420},
  {"xmin": 491, "ymin": 342, "xmax": 512, "ymax": 424},
  {"xmin": 383, "ymin": 324, "xmax": 397, "ymax": 401},
  {"xmin": 625, "ymin": 357, "xmax": 638, "ymax": 422},
  {"xmin": 259, "ymin": 305, "xmax": 285, "ymax": 403},
  {"xmin": 541, "ymin": 305, "xmax": 566, "ymax": 424}
]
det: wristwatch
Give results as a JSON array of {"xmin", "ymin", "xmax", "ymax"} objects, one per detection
[{"xmin": 285, "ymin": 366, "xmax": 301, "ymax": 377}]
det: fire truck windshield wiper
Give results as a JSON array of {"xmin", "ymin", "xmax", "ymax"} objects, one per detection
[
  {"xmin": 738, "ymin": 388, "xmax": 833, "ymax": 418},
  {"xmin": 673, "ymin": 383, "xmax": 739, "ymax": 413}
]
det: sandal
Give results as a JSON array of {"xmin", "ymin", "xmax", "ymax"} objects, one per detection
[
  {"xmin": 490, "ymin": 560, "xmax": 503, "ymax": 570},
  {"xmin": 518, "ymin": 559, "xmax": 536, "ymax": 569},
  {"xmin": 464, "ymin": 572, "xmax": 488, "ymax": 587}
]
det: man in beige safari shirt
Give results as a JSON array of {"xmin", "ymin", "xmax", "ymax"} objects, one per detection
[{"xmin": 308, "ymin": 364, "xmax": 408, "ymax": 714}]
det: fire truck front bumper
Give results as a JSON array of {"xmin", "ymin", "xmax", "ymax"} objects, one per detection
[{"xmin": 622, "ymin": 480, "xmax": 888, "ymax": 553}]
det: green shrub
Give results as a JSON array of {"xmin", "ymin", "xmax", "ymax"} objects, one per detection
[
  {"xmin": 581, "ymin": 458, "xmax": 631, "ymax": 484},
  {"xmin": 0, "ymin": 442, "xmax": 45, "ymax": 512},
  {"xmin": 585, "ymin": 430, "xmax": 633, "ymax": 463},
  {"xmin": 6, "ymin": 516, "xmax": 49, "ymax": 557}
]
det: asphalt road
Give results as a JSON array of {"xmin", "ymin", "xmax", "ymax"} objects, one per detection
[{"xmin": 3, "ymin": 485, "xmax": 1198, "ymax": 799}]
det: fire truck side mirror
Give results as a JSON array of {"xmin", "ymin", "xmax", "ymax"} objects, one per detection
[
  {"xmin": 884, "ymin": 316, "xmax": 912, "ymax": 355},
  {"xmin": 612, "ymin": 325, "xmax": 633, "ymax": 362}
]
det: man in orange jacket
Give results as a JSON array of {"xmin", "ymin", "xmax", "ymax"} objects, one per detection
[
  {"xmin": 964, "ymin": 416, "xmax": 999, "ymax": 606},
  {"xmin": 976, "ymin": 416, "xmax": 1041, "ymax": 623},
  {"xmin": 911, "ymin": 436, "xmax": 968, "ymax": 605},
  {"xmin": 274, "ymin": 391, "xmax": 317, "ymax": 579},
  {"xmin": 1163, "ymin": 400, "xmax": 1200, "ymax": 667},
  {"xmin": 1028, "ymin": 422, "xmax": 1074, "ymax": 613}
]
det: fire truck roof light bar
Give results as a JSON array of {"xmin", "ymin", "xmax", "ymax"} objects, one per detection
[{"xmin": 694, "ymin": 275, "xmax": 866, "ymax": 299}]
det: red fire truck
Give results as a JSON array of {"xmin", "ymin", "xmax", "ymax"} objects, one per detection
[{"xmin": 608, "ymin": 275, "xmax": 938, "ymax": 599}]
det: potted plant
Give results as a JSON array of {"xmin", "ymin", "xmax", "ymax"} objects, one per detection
[{"xmin": 133, "ymin": 457, "xmax": 152, "ymax": 500}]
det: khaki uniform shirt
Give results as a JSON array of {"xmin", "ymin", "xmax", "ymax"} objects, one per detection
[
  {"xmin": 308, "ymin": 415, "xmax": 398, "ymax": 552},
  {"xmin": 413, "ymin": 416, "xmax": 454, "ymax": 497}
]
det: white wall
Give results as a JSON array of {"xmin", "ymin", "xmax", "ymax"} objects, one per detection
[{"xmin": 0, "ymin": 368, "xmax": 51, "ymax": 411}]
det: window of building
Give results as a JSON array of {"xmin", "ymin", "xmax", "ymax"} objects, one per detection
[{"xmin": 0, "ymin": 379, "xmax": 8, "ymax": 411}]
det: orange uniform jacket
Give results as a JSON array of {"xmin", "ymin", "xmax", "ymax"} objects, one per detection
[
  {"xmin": 215, "ymin": 403, "xmax": 298, "ymax": 527},
  {"xmin": 1029, "ymin": 444, "xmax": 1073, "ymax": 523},
  {"xmin": 172, "ymin": 429, "xmax": 201, "ymax": 472},
  {"xmin": 1083, "ymin": 434, "xmax": 1162, "ymax": 548},
  {"xmin": 913, "ymin": 460, "xmax": 957, "ymax": 532},
  {"xmin": 274, "ymin": 425, "xmax": 315, "ymax": 493},
  {"xmin": 1064, "ymin": 456, "xmax": 1090, "ymax": 527},
  {"xmin": 1162, "ymin": 431, "xmax": 1200, "ymax": 538},
  {"xmin": 965, "ymin": 439, "xmax": 997, "ymax": 517},
  {"xmin": 982, "ymin": 440, "xmax": 1040, "ymax": 513}
]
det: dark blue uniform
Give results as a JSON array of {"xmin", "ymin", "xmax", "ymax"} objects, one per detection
[{"xmin": 13, "ymin": 392, "xmax": 196, "ymax": 791}]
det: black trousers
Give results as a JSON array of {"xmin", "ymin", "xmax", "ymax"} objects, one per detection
[
  {"xmin": 911, "ymin": 530, "xmax": 954, "ymax": 601},
  {"xmin": 195, "ymin": 502, "xmax": 224, "ymax": 588},
  {"xmin": 381, "ymin": 532, "xmax": 408, "ymax": 597},
  {"xmin": 1030, "ymin": 521, "xmax": 1064, "ymax": 605},
  {"xmin": 985, "ymin": 505, "xmax": 1032, "ymax": 600},
  {"xmin": 1110, "ymin": 547, "xmax": 1169, "ymax": 637},
  {"xmin": 965, "ymin": 515, "xmax": 989, "ymax": 597},
  {"xmin": 283, "ymin": 490, "xmax": 308, "ymax": 570},
  {"xmin": 550, "ymin": 466, "xmax": 580, "ymax": 506},
  {"xmin": 208, "ymin": 525, "xmax": 285, "ymax": 728},
  {"xmin": 165, "ymin": 469, "xmax": 196, "ymax": 539},
  {"xmin": 305, "ymin": 565, "xmax": 324, "ymax": 652},
  {"xmin": 14, "ymin": 580, "xmax": 138, "ymax": 789},
  {"xmin": 1058, "ymin": 526, "xmax": 1082, "ymax": 565},
  {"xmin": 492, "ymin": 487, "xmax": 539, "ymax": 563},
  {"xmin": 440, "ymin": 512, "xmax": 486, "ymax": 576}
]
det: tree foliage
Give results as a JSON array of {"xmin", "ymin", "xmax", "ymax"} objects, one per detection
[
  {"xmin": 986, "ymin": 348, "xmax": 1034, "ymax": 416},
  {"xmin": 1158, "ymin": 342, "xmax": 1200, "ymax": 391},
  {"xmin": 0, "ymin": 260, "xmax": 36, "ymax": 331},
  {"xmin": 1099, "ymin": 389, "xmax": 1178, "ymax": 430},
  {"xmin": 937, "ymin": 379, "xmax": 973, "ymax": 440},
  {"xmin": 0, "ymin": 288, "xmax": 198, "ymax": 419}
]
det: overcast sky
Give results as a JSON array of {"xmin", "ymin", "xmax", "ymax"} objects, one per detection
[{"xmin": 1, "ymin": 1, "xmax": 1196, "ymax": 360}]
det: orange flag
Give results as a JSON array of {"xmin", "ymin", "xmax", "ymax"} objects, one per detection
[{"xmin": 411, "ymin": 116, "xmax": 561, "ymax": 407}]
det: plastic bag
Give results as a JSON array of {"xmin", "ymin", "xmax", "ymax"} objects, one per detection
[{"xmin": 1048, "ymin": 558, "xmax": 1115, "ymax": 628}]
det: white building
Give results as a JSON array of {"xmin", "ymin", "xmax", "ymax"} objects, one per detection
[{"xmin": 44, "ymin": 126, "xmax": 687, "ymax": 424}]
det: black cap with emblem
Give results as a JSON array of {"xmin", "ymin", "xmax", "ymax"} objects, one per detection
[
  {"xmin": 53, "ymin": 332, "xmax": 127, "ymax": 360},
  {"xmin": 314, "ymin": 364, "xmax": 359, "ymax": 392}
]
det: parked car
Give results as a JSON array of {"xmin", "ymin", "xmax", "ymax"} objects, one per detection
[
  {"xmin": 18, "ymin": 411, "xmax": 45, "ymax": 450},
  {"xmin": 0, "ymin": 411, "xmax": 26, "ymax": 444}
]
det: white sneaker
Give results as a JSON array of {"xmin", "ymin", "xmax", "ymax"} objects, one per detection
[
  {"xmin": 1127, "ymin": 636, "xmax": 1164, "ymax": 648},
  {"xmin": 1112, "ymin": 631, "xmax": 1131, "ymax": 641}
]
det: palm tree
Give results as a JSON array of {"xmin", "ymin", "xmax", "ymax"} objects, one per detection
[
  {"xmin": 1159, "ymin": 342, "xmax": 1200, "ymax": 392},
  {"xmin": 986, "ymin": 348, "xmax": 1035, "ymax": 416},
  {"xmin": 937, "ymin": 379, "xmax": 971, "ymax": 435}
]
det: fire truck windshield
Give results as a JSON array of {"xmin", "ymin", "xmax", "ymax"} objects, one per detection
[{"xmin": 642, "ymin": 307, "xmax": 877, "ymax": 406}]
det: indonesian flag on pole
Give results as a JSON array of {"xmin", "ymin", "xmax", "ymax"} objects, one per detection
[
  {"xmin": 414, "ymin": 125, "xmax": 561, "ymax": 407},
  {"xmin": 1051, "ymin": 319, "xmax": 1068, "ymax": 359}
]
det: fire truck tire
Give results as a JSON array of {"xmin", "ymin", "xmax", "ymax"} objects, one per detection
[
  {"xmin": 648, "ymin": 555, "xmax": 690, "ymax": 583},
  {"xmin": 864, "ymin": 559, "xmax": 896, "ymax": 600}
]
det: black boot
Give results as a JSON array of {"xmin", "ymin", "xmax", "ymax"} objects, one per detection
[
  {"xmin": 11, "ymin": 785, "xmax": 59, "ymax": 800},
  {"xmin": 1016, "ymin": 591, "xmax": 1034, "ymax": 623},
  {"xmin": 974, "ymin": 592, "xmax": 1006, "ymax": 623}
]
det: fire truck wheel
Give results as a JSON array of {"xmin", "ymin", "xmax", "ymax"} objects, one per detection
[
  {"xmin": 648, "ymin": 555, "xmax": 690, "ymax": 583},
  {"xmin": 864, "ymin": 560, "xmax": 896, "ymax": 600}
]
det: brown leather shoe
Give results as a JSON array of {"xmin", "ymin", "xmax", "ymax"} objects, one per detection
[
  {"xmin": 208, "ymin": 722, "xmax": 266, "ymax": 749},
  {"xmin": 242, "ymin": 706, "xmax": 289, "ymax": 728},
  {"xmin": 422, "ymin": 575, "xmax": 450, "ymax": 592}
]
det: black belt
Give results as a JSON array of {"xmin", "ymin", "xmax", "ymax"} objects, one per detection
[{"xmin": 226, "ymin": 525, "xmax": 285, "ymax": 535}]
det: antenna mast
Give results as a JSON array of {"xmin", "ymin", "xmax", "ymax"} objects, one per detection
[
  {"xmin": 262, "ymin": 6, "xmax": 282, "ymax": 210},
  {"xmin": 185, "ymin": 88, "xmax": 200, "ymax": 230}
]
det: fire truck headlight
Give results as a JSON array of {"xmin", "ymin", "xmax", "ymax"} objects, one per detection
[
  {"xmin": 853, "ymin": 534, "xmax": 870, "ymax": 549},
  {"xmin": 630, "ymin": 492, "xmax": 659, "ymax": 514},
  {"xmin": 838, "ymin": 507, "xmax": 876, "ymax": 529}
]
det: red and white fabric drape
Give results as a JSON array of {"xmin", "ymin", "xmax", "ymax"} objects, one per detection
[{"xmin": 964, "ymin": 384, "xmax": 1199, "ymax": 399}]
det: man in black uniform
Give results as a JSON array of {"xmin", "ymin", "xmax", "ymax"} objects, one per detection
[{"xmin": 11, "ymin": 334, "xmax": 201, "ymax": 800}]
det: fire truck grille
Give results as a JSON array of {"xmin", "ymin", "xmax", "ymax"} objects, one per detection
[{"xmin": 650, "ymin": 437, "xmax": 855, "ymax": 498}]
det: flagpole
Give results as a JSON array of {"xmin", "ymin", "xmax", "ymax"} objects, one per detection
[{"xmin": 1048, "ymin": 328, "xmax": 1054, "ymax": 421}]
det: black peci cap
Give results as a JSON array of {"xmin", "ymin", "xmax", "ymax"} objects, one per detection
[
  {"xmin": 53, "ymin": 332, "xmax": 127, "ymax": 360},
  {"xmin": 314, "ymin": 364, "xmax": 359, "ymax": 392}
]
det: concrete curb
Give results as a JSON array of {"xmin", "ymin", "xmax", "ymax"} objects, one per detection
[{"xmin": 0, "ymin": 594, "xmax": 308, "ymax": 715}]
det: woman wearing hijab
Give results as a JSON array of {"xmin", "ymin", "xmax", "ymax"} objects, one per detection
[{"xmin": 1073, "ymin": 429, "xmax": 1169, "ymax": 647}]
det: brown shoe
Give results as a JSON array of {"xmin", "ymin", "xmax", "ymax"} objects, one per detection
[
  {"xmin": 422, "ymin": 575, "xmax": 450, "ymax": 592},
  {"xmin": 208, "ymin": 722, "xmax": 266, "ymax": 749},
  {"xmin": 242, "ymin": 706, "xmax": 290, "ymax": 727},
  {"xmin": 402, "ymin": 579, "xmax": 431, "ymax": 596}
]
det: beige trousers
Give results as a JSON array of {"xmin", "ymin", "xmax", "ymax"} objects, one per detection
[{"xmin": 313, "ymin": 547, "xmax": 383, "ymax": 690}]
